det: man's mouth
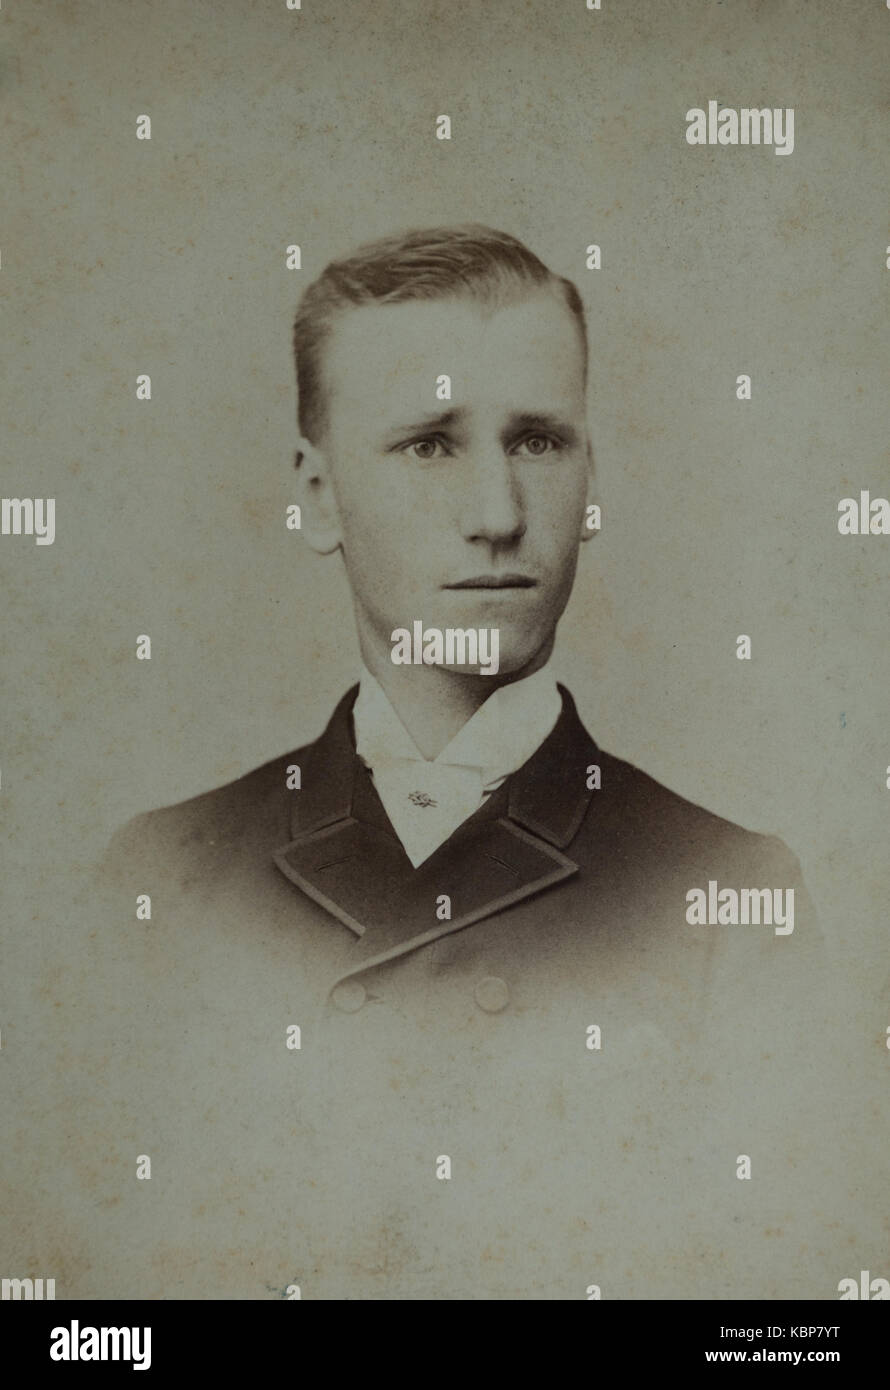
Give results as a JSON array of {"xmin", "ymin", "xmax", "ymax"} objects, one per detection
[{"xmin": 443, "ymin": 575, "xmax": 538, "ymax": 589}]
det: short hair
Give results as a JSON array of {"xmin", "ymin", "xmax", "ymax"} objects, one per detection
[{"xmin": 292, "ymin": 223, "xmax": 588, "ymax": 445}]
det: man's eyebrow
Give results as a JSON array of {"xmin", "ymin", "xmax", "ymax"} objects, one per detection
[
  {"xmin": 505, "ymin": 411, "xmax": 579, "ymax": 440},
  {"xmin": 384, "ymin": 407, "xmax": 467, "ymax": 437},
  {"xmin": 381, "ymin": 406, "xmax": 580, "ymax": 444}
]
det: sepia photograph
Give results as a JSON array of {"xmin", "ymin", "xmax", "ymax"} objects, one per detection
[{"xmin": 2, "ymin": 0, "xmax": 888, "ymax": 1340}]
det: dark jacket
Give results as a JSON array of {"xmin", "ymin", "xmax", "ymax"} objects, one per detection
[{"xmin": 93, "ymin": 685, "xmax": 867, "ymax": 1299}]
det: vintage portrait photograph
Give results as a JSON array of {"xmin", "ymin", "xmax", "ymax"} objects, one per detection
[{"xmin": 2, "ymin": 0, "xmax": 888, "ymax": 1342}]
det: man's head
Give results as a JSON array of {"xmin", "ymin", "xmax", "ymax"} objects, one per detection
[{"xmin": 293, "ymin": 224, "xmax": 596, "ymax": 681}]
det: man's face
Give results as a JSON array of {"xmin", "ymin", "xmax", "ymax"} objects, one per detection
[{"xmin": 316, "ymin": 289, "xmax": 591, "ymax": 677}]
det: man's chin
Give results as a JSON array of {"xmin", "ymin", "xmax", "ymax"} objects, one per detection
[
  {"xmin": 366, "ymin": 609, "xmax": 556, "ymax": 682},
  {"xmin": 437, "ymin": 641, "xmax": 551, "ymax": 683}
]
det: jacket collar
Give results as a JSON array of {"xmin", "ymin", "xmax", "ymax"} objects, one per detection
[
  {"xmin": 288, "ymin": 683, "xmax": 597, "ymax": 847},
  {"xmin": 273, "ymin": 683, "xmax": 600, "ymax": 964}
]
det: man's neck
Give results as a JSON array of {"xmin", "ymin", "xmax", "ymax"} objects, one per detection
[{"xmin": 357, "ymin": 634, "xmax": 556, "ymax": 760}]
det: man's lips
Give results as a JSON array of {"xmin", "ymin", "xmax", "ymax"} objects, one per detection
[{"xmin": 443, "ymin": 575, "xmax": 538, "ymax": 589}]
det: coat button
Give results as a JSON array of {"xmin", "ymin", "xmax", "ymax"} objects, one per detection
[
  {"xmin": 474, "ymin": 976, "xmax": 510, "ymax": 1013},
  {"xmin": 330, "ymin": 979, "xmax": 367, "ymax": 1013}
]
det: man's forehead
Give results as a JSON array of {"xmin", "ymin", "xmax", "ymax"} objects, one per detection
[{"xmin": 322, "ymin": 290, "xmax": 586, "ymax": 418}]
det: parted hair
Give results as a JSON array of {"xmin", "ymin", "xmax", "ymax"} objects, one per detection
[{"xmin": 292, "ymin": 223, "xmax": 588, "ymax": 444}]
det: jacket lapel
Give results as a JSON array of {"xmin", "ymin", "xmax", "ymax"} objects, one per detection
[{"xmin": 272, "ymin": 684, "xmax": 599, "ymax": 967}]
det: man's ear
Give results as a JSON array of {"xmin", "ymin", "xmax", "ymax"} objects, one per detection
[
  {"xmin": 580, "ymin": 438, "xmax": 599, "ymax": 543},
  {"xmin": 294, "ymin": 435, "xmax": 342, "ymax": 555}
]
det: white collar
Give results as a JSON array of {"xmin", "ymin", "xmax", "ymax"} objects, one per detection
[{"xmin": 352, "ymin": 662, "xmax": 562, "ymax": 785}]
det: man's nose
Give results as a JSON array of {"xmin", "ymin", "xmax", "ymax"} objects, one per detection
[{"xmin": 459, "ymin": 453, "xmax": 527, "ymax": 544}]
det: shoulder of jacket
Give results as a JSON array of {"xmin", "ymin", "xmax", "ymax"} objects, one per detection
[
  {"xmin": 101, "ymin": 739, "xmax": 315, "ymax": 869},
  {"xmin": 592, "ymin": 748, "xmax": 803, "ymax": 873}
]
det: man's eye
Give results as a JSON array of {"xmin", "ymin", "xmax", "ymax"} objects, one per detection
[
  {"xmin": 402, "ymin": 437, "xmax": 449, "ymax": 460},
  {"xmin": 515, "ymin": 434, "xmax": 559, "ymax": 457}
]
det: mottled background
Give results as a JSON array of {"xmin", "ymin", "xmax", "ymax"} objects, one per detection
[{"xmin": 2, "ymin": 0, "xmax": 888, "ymax": 1295}]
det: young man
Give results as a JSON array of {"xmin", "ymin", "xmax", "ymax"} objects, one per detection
[{"xmin": 96, "ymin": 227, "xmax": 864, "ymax": 1300}]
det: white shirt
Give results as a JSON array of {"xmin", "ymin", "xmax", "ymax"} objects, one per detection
[{"xmin": 352, "ymin": 664, "xmax": 563, "ymax": 868}]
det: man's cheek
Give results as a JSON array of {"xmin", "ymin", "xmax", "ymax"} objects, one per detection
[{"xmin": 340, "ymin": 507, "xmax": 391, "ymax": 542}]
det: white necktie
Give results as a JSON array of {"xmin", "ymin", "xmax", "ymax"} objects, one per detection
[
  {"xmin": 367, "ymin": 757, "xmax": 489, "ymax": 868},
  {"xmin": 352, "ymin": 666, "xmax": 562, "ymax": 868}
]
